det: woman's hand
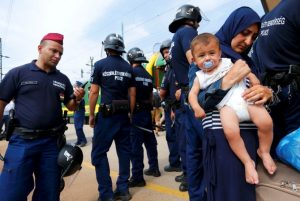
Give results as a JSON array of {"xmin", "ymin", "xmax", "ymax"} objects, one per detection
[
  {"xmin": 242, "ymin": 85, "xmax": 273, "ymax": 105},
  {"xmin": 222, "ymin": 59, "xmax": 251, "ymax": 90}
]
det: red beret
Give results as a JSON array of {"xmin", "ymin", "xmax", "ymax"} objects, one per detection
[{"xmin": 41, "ymin": 33, "xmax": 64, "ymax": 45}]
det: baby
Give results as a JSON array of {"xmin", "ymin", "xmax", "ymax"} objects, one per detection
[{"xmin": 188, "ymin": 33, "xmax": 277, "ymax": 184}]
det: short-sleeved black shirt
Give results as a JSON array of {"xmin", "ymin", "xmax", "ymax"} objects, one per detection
[{"xmin": 0, "ymin": 61, "xmax": 73, "ymax": 129}]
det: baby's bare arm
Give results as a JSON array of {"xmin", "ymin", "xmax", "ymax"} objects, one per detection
[{"xmin": 188, "ymin": 78, "xmax": 206, "ymax": 119}]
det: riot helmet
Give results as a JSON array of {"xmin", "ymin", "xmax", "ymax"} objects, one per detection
[
  {"xmin": 57, "ymin": 144, "xmax": 83, "ymax": 177},
  {"xmin": 169, "ymin": 4, "xmax": 202, "ymax": 33},
  {"xmin": 159, "ymin": 39, "xmax": 172, "ymax": 57},
  {"xmin": 127, "ymin": 47, "xmax": 148, "ymax": 63},
  {"xmin": 103, "ymin": 33, "xmax": 126, "ymax": 53}
]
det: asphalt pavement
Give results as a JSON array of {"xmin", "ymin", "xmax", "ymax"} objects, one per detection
[{"xmin": 0, "ymin": 124, "xmax": 188, "ymax": 201}]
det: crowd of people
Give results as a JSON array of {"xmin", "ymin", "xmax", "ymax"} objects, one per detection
[{"xmin": 0, "ymin": 0, "xmax": 299, "ymax": 201}]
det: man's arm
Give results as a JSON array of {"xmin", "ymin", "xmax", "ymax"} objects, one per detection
[
  {"xmin": 89, "ymin": 84, "xmax": 100, "ymax": 128},
  {"xmin": 159, "ymin": 89, "xmax": 167, "ymax": 100},
  {"xmin": 185, "ymin": 49, "xmax": 193, "ymax": 65},
  {"xmin": 66, "ymin": 87, "xmax": 85, "ymax": 111},
  {"xmin": 128, "ymin": 87, "xmax": 136, "ymax": 114}
]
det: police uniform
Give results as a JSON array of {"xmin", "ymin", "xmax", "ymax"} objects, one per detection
[
  {"xmin": 160, "ymin": 64, "xmax": 181, "ymax": 170},
  {"xmin": 130, "ymin": 63, "xmax": 159, "ymax": 185},
  {"xmin": 171, "ymin": 23, "xmax": 198, "ymax": 192},
  {"xmin": 0, "ymin": 60, "xmax": 73, "ymax": 201},
  {"xmin": 91, "ymin": 54, "xmax": 134, "ymax": 200},
  {"xmin": 169, "ymin": 4, "xmax": 205, "ymax": 196},
  {"xmin": 252, "ymin": 0, "xmax": 300, "ymax": 151}
]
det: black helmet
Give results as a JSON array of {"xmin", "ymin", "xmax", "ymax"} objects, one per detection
[
  {"xmin": 57, "ymin": 144, "xmax": 83, "ymax": 177},
  {"xmin": 127, "ymin": 47, "xmax": 148, "ymax": 63},
  {"xmin": 103, "ymin": 33, "xmax": 126, "ymax": 53},
  {"xmin": 169, "ymin": 5, "xmax": 202, "ymax": 33},
  {"xmin": 159, "ymin": 39, "xmax": 172, "ymax": 56}
]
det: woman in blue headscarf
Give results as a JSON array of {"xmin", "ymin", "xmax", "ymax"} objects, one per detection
[{"xmin": 200, "ymin": 7, "xmax": 273, "ymax": 201}]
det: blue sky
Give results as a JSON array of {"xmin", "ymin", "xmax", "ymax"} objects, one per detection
[{"xmin": 0, "ymin": 0, "xmax": 264, "ymax": 83}]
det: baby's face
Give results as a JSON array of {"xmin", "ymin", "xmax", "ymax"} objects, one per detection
[{"xmin": 192, "ymin": 41, "xmax": 221, "ymax": 73}]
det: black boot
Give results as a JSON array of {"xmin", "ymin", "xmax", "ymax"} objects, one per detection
[
  {"xmin": 175, "ymin": 173, "xmax": 185, "ymax": 182},
  {"xmin": 128, "ymin": 178, "xmax": 146, "ymax": 188},
  {"xmin": 144, "ymin": 168, "xmax": 161, "ymax": 177}
]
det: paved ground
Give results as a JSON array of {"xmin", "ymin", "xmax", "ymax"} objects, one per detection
[{"xmin": 0, "ymin": 124, "xmax": 188, "ymax": 201}]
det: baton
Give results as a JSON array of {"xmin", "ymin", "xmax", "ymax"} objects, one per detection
[{"xmin": 133, "ymin": 125, "xmax": 153, "ymax": 134}]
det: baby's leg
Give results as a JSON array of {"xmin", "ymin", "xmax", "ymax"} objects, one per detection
[
  {"xmin": 220, "ymin": 106, "xmax": 259, "ymax": 184},
  {"xmin": 248, "ymin": 105, "xmax": 277, "ymax": 175}
]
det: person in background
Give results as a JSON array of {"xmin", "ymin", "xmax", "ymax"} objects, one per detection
[
  {"xmin": 127, "ymin": 47, "xmax": 160, "ymax": 188},
  {"xmin": 73, "ymin": 81, "xmax": 87, "ymax": 147},
  {"xmin": 159, "ymin": 39, "xmax": 182, "ymax": 173},
  {"xmin": 152, "ymin": 87, "xmax": 163, "ymax": 135},
  {"xmin": 89, "ymin": 33, "xmax": 135, "ymax": 201},
  {"xmin": 0, "ymin": 33, "xmax": 85, "ymax": 201},
  {"xmin": 189, "ymin": 33, "xmax": 276, "ymax": 185},
  {"xmin": 0, "ymin": 100, "xmax": 14, "ymax": 135}
]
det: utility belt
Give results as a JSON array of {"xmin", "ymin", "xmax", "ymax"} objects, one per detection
[
  {"xmin": 263, "ymin": 65, "xmax": 300, "ymax": 92},
  {"xmin": 14, "ymin": 123, "xmax": 67, "ymax": 140},
  {"xmin": 134, "ymin": 101, "xmax": 152, "ymax": 112},
  {"xmin": 100, "ymin": 100, "xmax": 129, "ymax": 117}
]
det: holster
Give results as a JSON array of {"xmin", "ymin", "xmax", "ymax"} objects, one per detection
[
  {"xmin": 5, "ymin": 109, "xmax": 17, "ymax": 141},
  {"xmin": 100, "ymin": 100, "xmax": 129, "ymax": 117},
  {"xmin": 263, "ymin": 65, "xmax": 300, "ymax": 92},
  {"xmin": 135, "ymin": 101, "xmax": 152, "ymax": 112}
]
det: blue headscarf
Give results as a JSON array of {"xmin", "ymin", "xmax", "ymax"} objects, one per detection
[{"xmin": 215, "ymin": 7, "xmax": 261, "ymax": 67}]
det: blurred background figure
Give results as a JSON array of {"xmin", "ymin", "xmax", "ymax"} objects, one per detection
[
  {"xmin": 152, "ymin": 88, "xmax": 164, "ymax": 135},
  {"xmin": 74, "ymin": 81, "xmax": 87, "ymax": 147},
  {"xmin": 0, "ymin": 100, "xmax": 14, "ymax": 138}
]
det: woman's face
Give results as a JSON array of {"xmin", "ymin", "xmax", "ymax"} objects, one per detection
[{"xmin": 231, "ymin": 23, "xmax": 259, "ymax": 53}]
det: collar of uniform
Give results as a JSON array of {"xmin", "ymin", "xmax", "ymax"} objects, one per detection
[{"xmin": 29, "ymin": 60, "xmax": 59, "ymax": 74}]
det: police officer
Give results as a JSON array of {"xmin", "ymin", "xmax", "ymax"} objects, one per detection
[
  {"xmin": 89, "ymin": 33, "xmax": 136, "ymax": 201},
  {"xmin": 126, "ymin": 47, "xmax": 160, "ymax": 188},
  {"xmin": 0, "ymin": 33, "xmax": 85, "ymax": 201},
  {"xmin": 159, "ymin": 39, "xmax": 182, "ymax": 173},
  {"xmin": 251, "ymin": 0, "xmax": 300, "ymax": 154},
  {"xmin": 73, "ymin": 81, "xmax": 87, "ymax": 147},
  {"xmin": 169, "ymin": 4, "xmax": 206, "ymax": 199}
]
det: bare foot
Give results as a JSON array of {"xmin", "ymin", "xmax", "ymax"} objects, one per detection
[
  {"xmin": 257, "ymin": 150, "xmax": 277, "ymax": 175},
  {"xmin": 244, "ymin": 160, "xmax": 259, "ymax": 184}
]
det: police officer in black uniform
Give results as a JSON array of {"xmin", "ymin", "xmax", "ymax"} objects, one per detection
[
  {"xmin": 251, "ymin": 0, "xmax": 300, "ymax": 154},
  {"xmin": 169, "ymin": 4, "xmax": 201, "ymax": 193},
  {"xmin": 169, "ymin": 4, "xmax": 206, "ymax": 199},
  {"xmin": 89, "ymin": 33, "xmax": 136, "ymax": 201},
  {"xmin": 126, "ymin": 47, "xmax": 160, "ymax": 188},
  {"xmin": 159, "ymin": 39, "xmax": 182, "ymax": 173},
  {"xmin": 0, "ymin": 33, "xmax": 85, "ymax": 201}
]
